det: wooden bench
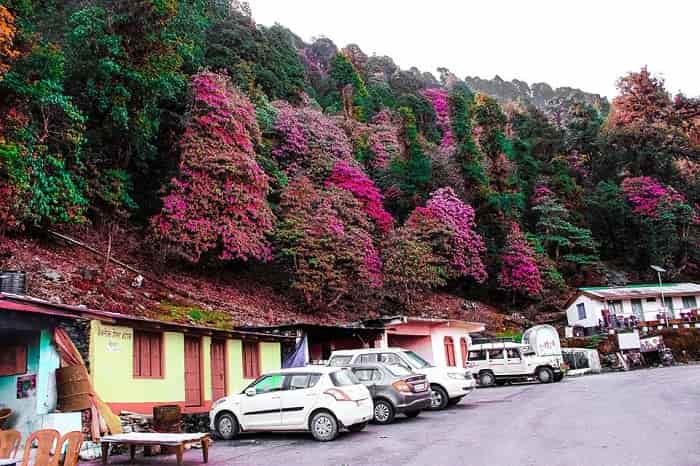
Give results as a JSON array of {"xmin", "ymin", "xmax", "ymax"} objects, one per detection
[{"xmin": 100, "ymin": 433, "xmax": 210, "ymax": 466}]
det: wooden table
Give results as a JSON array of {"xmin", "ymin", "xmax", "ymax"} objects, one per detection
[{"xmin": 100, "ymin": 433, "xmax": 210, "ymax": 466}]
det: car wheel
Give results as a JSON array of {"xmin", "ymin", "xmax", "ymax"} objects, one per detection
[
  {"xmin": 373, "ymin": 399, "xmax": 396, "ymax": 424},
  {"xmin": 479, "ymin": 371, "xmax": 495, "ymax": 387},
  {"xmin": 404, "ymin": 410, "xmax": 421, "ymax": 418},
  {"xmin": 347, "ymin": 422, "xmax": 367, "ymax": 432},
  {"xmin": 554, "ymin": 373, "xmax": 564, "ymax": 382},
  {"xmin": 215, "ymin": 412, "xmax": 239, "ymax": 440},
  {"xmin": 447, "ymin": 396, "xmax": 464, "ymax": 406},
  {"xmin": 537, "ymin": 367, "xmax": 554, "ymax": 384},
  {"xmin": 429, "ymin": 385, "xmax": 449, "ymax": 410},
  {"xmin": 310, "ymin": 411, "xmax": 339, "ymax": 442}
]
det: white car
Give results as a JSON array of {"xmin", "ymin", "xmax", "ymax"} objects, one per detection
[
  {"xmin": 210, "ymin": 366, "xmax": 373, "ymax": 442},
  {"xmin": 467, "ymin": 341, "xmax": 564, "ymax": 386},
  {"xmin": 328, "ymin": 348, "xmax": 475, "ymax": 410}
]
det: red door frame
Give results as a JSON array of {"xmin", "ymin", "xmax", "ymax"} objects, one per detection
[
  {"xmin": 184, "ymin": 336, "xmax": 204, "ymax": 407},
  {"xmin": 210, "ymin": 339, "xmax": 228, "ymax": 401}
]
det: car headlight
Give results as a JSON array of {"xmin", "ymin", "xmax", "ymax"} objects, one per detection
[
  {"xmin": 447, "ymin": 372, "xmax": 467, "ymax": 380},
  {"xmin": 212, "ymin": 397, "xmax": 227, "ymax": 409}
]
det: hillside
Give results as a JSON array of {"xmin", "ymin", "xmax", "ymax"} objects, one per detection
[{"xmin": 1, "ymin": 1, "xmax": 699, "ymax": 329}]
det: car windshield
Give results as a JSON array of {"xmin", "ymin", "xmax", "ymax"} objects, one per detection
[
  {"xmin": 402, "ymin": 350, "xmax": 433, "ymax": 369},
  {"xmin": 385, "ymin": 364, "xmax": 412, "ymax": 377},
  {"xmin": 330, "ymin": 369, "xmax": 360, "ymax": 386}
]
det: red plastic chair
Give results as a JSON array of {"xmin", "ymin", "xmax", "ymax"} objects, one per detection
[{"xmin": 20, "ymin": 429, "xmax": 60, "ymax": 466}]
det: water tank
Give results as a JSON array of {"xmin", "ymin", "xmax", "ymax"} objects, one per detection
[
  {"xmin": 521, "ymin": 324, "xmax": 562, "ymax": 357},
  {"xmin": 0, "ymin": 271, "xmax": 26, "ymax": 295}
]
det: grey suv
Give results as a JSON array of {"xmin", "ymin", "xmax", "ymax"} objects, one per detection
[{"xmin": 349, "ymin": 363, "xmax": 431, "ymax": 424}]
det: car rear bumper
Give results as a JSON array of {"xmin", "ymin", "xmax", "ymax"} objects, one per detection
[
  {"xmin": 334, "ymin": 398, "xmax": 374, "ymax": 427},
  {"xmin": 443, "ymin": 378, "xmax": 477, "ymax": 398},
  {"xmin": 395, "ymin": 394, "xmax": 432, "ymax": 412}
]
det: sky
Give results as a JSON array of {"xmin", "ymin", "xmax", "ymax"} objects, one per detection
[{"xmin": 246, "ymin": 0, "xmax": 699, "ymax": 99}]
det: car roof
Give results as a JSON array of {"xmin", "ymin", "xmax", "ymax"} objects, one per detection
[
  {"xmin": 269, "ymin": 366, "xmax": 341, "ymax": 375},
  {"xmin": 470, "ymin": 342, "xmax": 526, "ymax": 349},
  {"xmin": 330, "ymin": 347, "xmax": 407, "ymax": 356}
]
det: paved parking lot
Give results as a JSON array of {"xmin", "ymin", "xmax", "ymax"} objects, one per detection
[{"xmin": 87, "ymin": 365, "xmax": 700, "ymax": 466}]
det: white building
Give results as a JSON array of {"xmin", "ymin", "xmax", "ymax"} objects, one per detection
[{"xmin": 565, "ymin": 283, "xmax": 700, "ymax": 330}]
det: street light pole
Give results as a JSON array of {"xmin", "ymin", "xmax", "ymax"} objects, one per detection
[{"xmin": 651, "ymin": 265, "xmax": 668, "ymax": 328}]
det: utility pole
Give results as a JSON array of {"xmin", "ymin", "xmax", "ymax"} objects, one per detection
[{"xmin": 651, "ymin": 265, "xmax": 668, "ymax": 327}]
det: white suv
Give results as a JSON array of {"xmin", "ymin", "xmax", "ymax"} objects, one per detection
[
  {"xmin": 467, "ymin": 342, "xmax": 564, "ymax": 386},
  {"xmin": 328, "ymin": 348, "xmax": 475, "ymax": 410},
  {"xmin": 210, "ymin": 366, "xmax": 373, "ymax": 442}
]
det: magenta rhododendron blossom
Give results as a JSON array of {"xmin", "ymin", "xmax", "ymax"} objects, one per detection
[
  {"xmin": 325, "ymin": 160, "xmax": 393, "ymax": 233},
  {"xmin": 423, "ymin": 88, "xmax": 454, "ymax": 149},
  {"xmin": 152, "ymin": 71, "xmax": 274, "ymax": 263},
  {"xmin": 621, "ymin": 176, "xmax": 686, "ymax": 218},
  {"xmin": 272, "ymin": 101, "xmax": 352, "ymax": 165},
  {"xmin": 367, "ymin": 110, "xmax": 401, "ymax": 169},
  {"xmin": 498, "ymin": 222, "xmax": 543, "ymax": 296}
]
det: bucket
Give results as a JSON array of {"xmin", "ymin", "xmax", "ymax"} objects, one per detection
[
  {"xmin": 56, "ymin": 365, "xmax": 92, "ymax": 412},
  {"xmin": 0, "ymin": 271, "xmax": 26, "ymax": 295}
]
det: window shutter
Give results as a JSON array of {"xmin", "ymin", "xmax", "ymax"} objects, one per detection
[
  {"xmin": 133, "ymin": 331, "xmax": 163, "ymax": 378},
  {"xmin": 460, "ymin": 338, "xmax": 468, "ymax": 367},
  {"xmin": 444, "ymin": 337, "xmax": 456, "ymax": 367},
  {"xmin": 0, "ymin": 344, "xmax": 27, "ymax": 376}
]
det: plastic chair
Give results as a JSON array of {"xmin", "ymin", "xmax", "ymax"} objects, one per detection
[
  {"xmin": 0, "ymin": 429, "xmax": 21, "ymax": 458},
  {"xmin": 57, "ymin": 431, "xmax": 83, "ymax": 466},
  {"xmin": 20, "ymin": 429, "xmax": 60, "ymax": 466}
]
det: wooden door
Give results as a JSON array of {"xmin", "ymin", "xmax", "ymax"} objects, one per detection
[
  {"xmin": 184, "ymin": 337, "xmax": 203, "ymax": 407},
  {"xmin": 211, "ymin": 340, "xmax": 227, "ymax": 401}
]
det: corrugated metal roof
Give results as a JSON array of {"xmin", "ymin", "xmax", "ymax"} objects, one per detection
[{"xmin": 579, "ymin": 283, "xmax": 700, "ymax": 300}]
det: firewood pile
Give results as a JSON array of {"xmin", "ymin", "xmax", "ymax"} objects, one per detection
[{"xmin": 119, "ymin": 411, "xmax": 154, "ymax": 433}]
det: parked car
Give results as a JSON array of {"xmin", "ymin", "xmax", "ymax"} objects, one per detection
[
  {"xmin": 328, "ymin": 347, "xmax": 475, "ymax": 410},
  {"xmin": 348, "ymin": 363, "xmax": 431, "ymax": 424},
  {"xmin": 210, "ymin": 366, "xmax": 373, "ymax": 442},
  {"xmin": 467, "ymin": 341, "xmax": 564, "ymax": 386}
]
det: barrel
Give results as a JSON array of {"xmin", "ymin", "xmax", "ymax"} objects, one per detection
[
  {"xmin": 56, "ymin": 365, "xmax": 92, "ymax": 412},
  {"xmin": 153, "ymin": 405, "xmax": 181, "ymax": 433},
  {"xmin": 0, "ymin": 271, "xmax": 26, "ymax": 295}
]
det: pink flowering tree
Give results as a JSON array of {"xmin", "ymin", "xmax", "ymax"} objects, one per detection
[
  {"xmin": 325, "ymin": 160, "xmax": 393, "ymax": 233},
  {"xmin": 274, "ymin": 177, "xmax": 383, "ymax": 310},
  {"xmin": 498, "ymin": 222, "xmax": 543, "ymax": 297},
  {"xmin": 621, "ymin": 176, "xmax": 687, "ymax": 218},
  {"xmin": 423, "ymin": 88, "xmax": 455, "ymax": 149},
  {"xmin": 151, "ymin": 71, "xmax": 274, "ymax": 263},
  {"xmin": 366, "ymin": 110, "xmax": 401, "ymax": 170},
  {"xmin": 272, "ymin": 100, "xmax": 352, "ymax": 178}
]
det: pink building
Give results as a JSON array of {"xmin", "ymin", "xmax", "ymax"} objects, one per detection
[{"xmin": 370, "ymin": 316, "xmax": 485, "ymax": 368}]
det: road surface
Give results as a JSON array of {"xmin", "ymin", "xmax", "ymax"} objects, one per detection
[{"xmin": 89, "ymin": 365, "xmax": 700, "ymax": 466}]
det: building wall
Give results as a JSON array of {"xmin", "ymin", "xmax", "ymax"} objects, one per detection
[
  {"xmin": 0, "ymin": 329, "xmax": 60, "ymax": 439},
  {"xmin": 387, "ymin": 334, "xmax": 433, "ymax": 363},
  {"xmin": 429, "ymin": 327, "xmax": 472, "ymax": 368},
  {"xmin": 90, "ymin": 321, "xmax": 282, "ymax": 413},
  {"xmin": 566, "ymin": 295, "xmax": 605, "ymax": 328}
]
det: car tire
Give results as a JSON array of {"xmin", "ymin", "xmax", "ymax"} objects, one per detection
[
  {"xmin": 310, "ymin": 411, "xmax": 339, "ymax": 442},
  {"xmin": 447, "ymin": 396, "xmax": 464, "ymax": 406},
  {"xmin": 554, "ymin": 373, "xmax": 564, "ymax": 382},
  {"xmin": 347, "ymin": 422, "xmax": 367, "ymax": 432},
  {"xmin": 373, "ymin": 399, "xmax": 396, "ymax": 424},
  {"xmin": 404, "ymin": 410, "xmax": 421, "ymax": 418},
  {"xmin": 479, "ymin": 371, "xmax": 495, "ymax": 387},
  {"xmin": 215, "ymin": 412, "xmax": 239, "ymax": 440},
  {"xmin": 537, "ymin": 367, "xmax": 554, "ymax": 384},
  {"xmin": 429, "ymin": 385, "xmax": 449, "ymax": 410}
]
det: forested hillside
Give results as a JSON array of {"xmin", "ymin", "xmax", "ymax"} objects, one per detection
[{"xmin": 1, "ymin": 0, "xmax": 699, "ymax": 323}]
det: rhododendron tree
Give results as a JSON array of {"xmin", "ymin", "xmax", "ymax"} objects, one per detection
[
  {"xmin": 0, "ymin": 5, "xmax": 19, "ymax": 79},
  {"xmin": 621, "ymin": 176, "xmax": 687, "ymax": 218},
  {"xmin": 272, "ymin": 100, "xmax": 352, "ymax": 178},
  {"xmin": 366, "ymin": 110, "xmax": 401, "ymax": 170},
  {"xmin": 152, "ymin": 71, "xmax": 274, "ymax": 263},
  {"xmin": 498, "ymin": 222, "xmax": 542, "ymax": 297},
  {"xmin": 423, "ymin": 88, "xmax": 454, "ymax": 149},
  {"xmin": 325, "ymin": 160, "xmax": 393, "ymax": 233},
  {"xmin": 274, "ymin": 177, "xmax": 383, "ymax": 310}
]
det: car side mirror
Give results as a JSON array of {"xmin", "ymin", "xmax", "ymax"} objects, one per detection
[{"xmin": 245, "ymin": 387, "xmax": 256, "ymax": 397}]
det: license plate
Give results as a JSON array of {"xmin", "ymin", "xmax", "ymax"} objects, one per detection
[{"xmin": 414, "ymin": 383, "xmax": 426, "ymax": 391}]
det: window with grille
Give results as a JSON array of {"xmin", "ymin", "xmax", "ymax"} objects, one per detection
[
  {"xmin": 243, "ymin": 341, "xmax": 260, "ymax": 379},
  {"xmin": 133, "ymin": 331, "xmax": 163, "ymax": 378}
]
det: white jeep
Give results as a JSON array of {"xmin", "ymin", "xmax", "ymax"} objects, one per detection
[{"xmin": 467, "ymin": 341, "xmax": 564, "ymax": 387}]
